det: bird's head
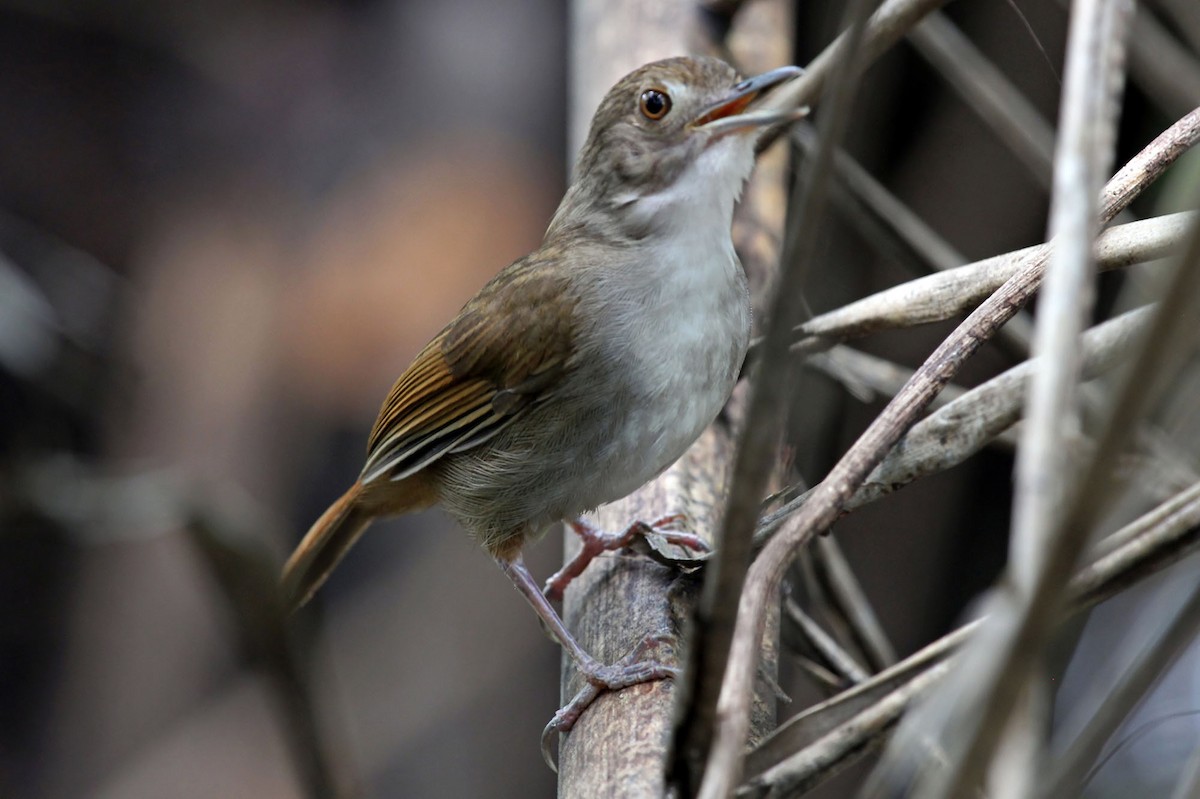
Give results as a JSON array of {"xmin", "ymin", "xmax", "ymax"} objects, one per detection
[{"xmin": 554, "ymin": 56, "xmax": 803, "ymax": 239}]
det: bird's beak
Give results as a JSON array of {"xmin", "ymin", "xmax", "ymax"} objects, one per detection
[{"xmin": 691, "ymin": 65, "xmax": 808, "ymax": 136}]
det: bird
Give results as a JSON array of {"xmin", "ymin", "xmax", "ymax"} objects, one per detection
[{"xmin": 282, "ymin": 55, "xmax": 802, "ymax": 734}]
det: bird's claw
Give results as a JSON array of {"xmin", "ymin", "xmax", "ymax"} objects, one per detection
[
  {"xmin": 540, "ymin": 633, "xmax": 678, "ymax": 771},
  {"xmin": 542, "ymin": 514, "xmax": 710, "ymax": 602}
]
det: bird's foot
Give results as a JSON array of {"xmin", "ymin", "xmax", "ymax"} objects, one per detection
[
  {"xmin": 540, "ymin": 633, "xmax": 678, "ymax": 770},
  {"xmin": 542, "ymin": 514, "xmax": 709, "ymax": 602}
]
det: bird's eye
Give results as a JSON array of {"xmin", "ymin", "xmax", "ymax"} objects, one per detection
[{"xmin": 639, "ymin": 89, "xmax": 671, "ymax": 121}]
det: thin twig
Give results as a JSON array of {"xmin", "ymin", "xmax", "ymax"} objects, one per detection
[
  {"xmin": 813, "ymin": 536, "xmax": 898, "ymax": 670},
  {"xmin": 787, "ymin": 548, "xmax": 879, "ymax": 693},
  {"xmin": 745, "ymin": 621, "xmax": 976, "ymax": 781},
  {"xmin": 1091, "ymin": 481, "xmax": 1200, "ymax": 559},
  {"xmin": 1067, "ymin": 483, "xmax": 1200, "ymax": 609},
  {"xmin": 786, "ymin": 211, "xmax": 1193, "ymax": 358},
  {"xmin": 761, "ymin": 306, "xmax": 1152, "ymax": 540},
  {"xmin": 785, "ymin": 600, "xmax": 871, "ymax": 685},
  {"xmin": 805, "ymin": 345, "xmax": 976, "ymax": 411},
  {"xmin": 794, "ymin": 656, "xmax": 844, "ymax": 691},
  {"xmin": 745, "ymin": 659, "xmax": 957, "ymax": 798}
]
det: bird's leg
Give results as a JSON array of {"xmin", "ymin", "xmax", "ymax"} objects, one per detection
[
  {"xmin": 497, "ymin": 555, "xmax": 678, "ymax": 738},
  {"xmin": 542, "ymin": 514, "xmax": 709, "ymax": 602}
]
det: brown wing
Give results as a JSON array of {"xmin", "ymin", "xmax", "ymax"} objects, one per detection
[{"xmin": 360, "ymin": 252, "xmax": 577, "ymax": 484}]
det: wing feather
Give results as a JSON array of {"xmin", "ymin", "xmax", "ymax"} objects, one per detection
[{"xmin": 359, "ymin": 251, "xmax": 578, "ymax": 485}]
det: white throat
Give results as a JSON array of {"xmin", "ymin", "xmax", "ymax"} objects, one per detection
[{"xmin": 618, "ymin": 135, "xmax": 757, "ymax": 241}]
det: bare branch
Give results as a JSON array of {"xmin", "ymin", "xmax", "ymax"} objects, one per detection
[
  {"xmin": 745, "ymin": 621, "xmax": 976, "ymax": 782},
  {"xmin": 740, "ymin": 482, "xmax": 1200, "ymax": 795},
  {"xmin": 1093, "ymin": 481, "xmax": 1200, "ymax": 558},
  {"xmin": 705, "ymin": 101, "xmax": 1200, "ymax": 799},
  {"xmin": 804, "ymin": 345, "xmax": 971, "ymax": 408},
  {"xmin": 1068, "ymin": 482, "xmax": 1200, "ymax": 609},
  {"xmin": 745, "ymin": 658, "xmax": 957, "ymax": 798},
  {"xmin": 788, "ymin": 212, "xmax": 1193, "ymax": 356},
  {"xmin": 763, "ymin": 306, "xmax": 1153, "ymax": 536}
]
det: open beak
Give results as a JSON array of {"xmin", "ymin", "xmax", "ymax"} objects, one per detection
[{"xmin": 691, "ymin": 65, "xmax": 808, "ymax": 136}]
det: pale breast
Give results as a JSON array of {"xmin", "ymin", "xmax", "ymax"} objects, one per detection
[{"xmin": 575, "ymin": 232, "xmax": 751, "ymax": 504}]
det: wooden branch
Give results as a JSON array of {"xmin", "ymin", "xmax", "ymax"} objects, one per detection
[
  {"xmin": 759, "ymin": 306, "xmax": 1152, "ymax": 540},
  {"xmin": 556, "ymin": 427, "xmax": 737, "ymax": 796},
  {"xmin": 558, "ymin": 4, "xmax": 721, "ymax": 794},
  {"xmin": 786, "ymin": 211, "xmax": 1193, "ymax": 357}
]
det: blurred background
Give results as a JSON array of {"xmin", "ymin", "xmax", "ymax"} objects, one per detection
[{"xmin": 0, "ymin": 0, "xmax": 1197, "ymax": 796}]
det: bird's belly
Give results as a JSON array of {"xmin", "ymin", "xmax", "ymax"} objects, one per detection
[
  {"xmin": 436, "ymin": 249, "xmax": 749, "ymax": 548},
  {"xmin": 590, "ymin": 350, "xmax": 733, "ymax": 501},
  {"xmin": 580, "ymin": 272, "xmax": 750, "ymax": 506}
]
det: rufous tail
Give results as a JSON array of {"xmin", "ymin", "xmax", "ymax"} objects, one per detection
[{"xmin": 281, "ymin": 481, "xmax": 374, "ymax": 612}]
